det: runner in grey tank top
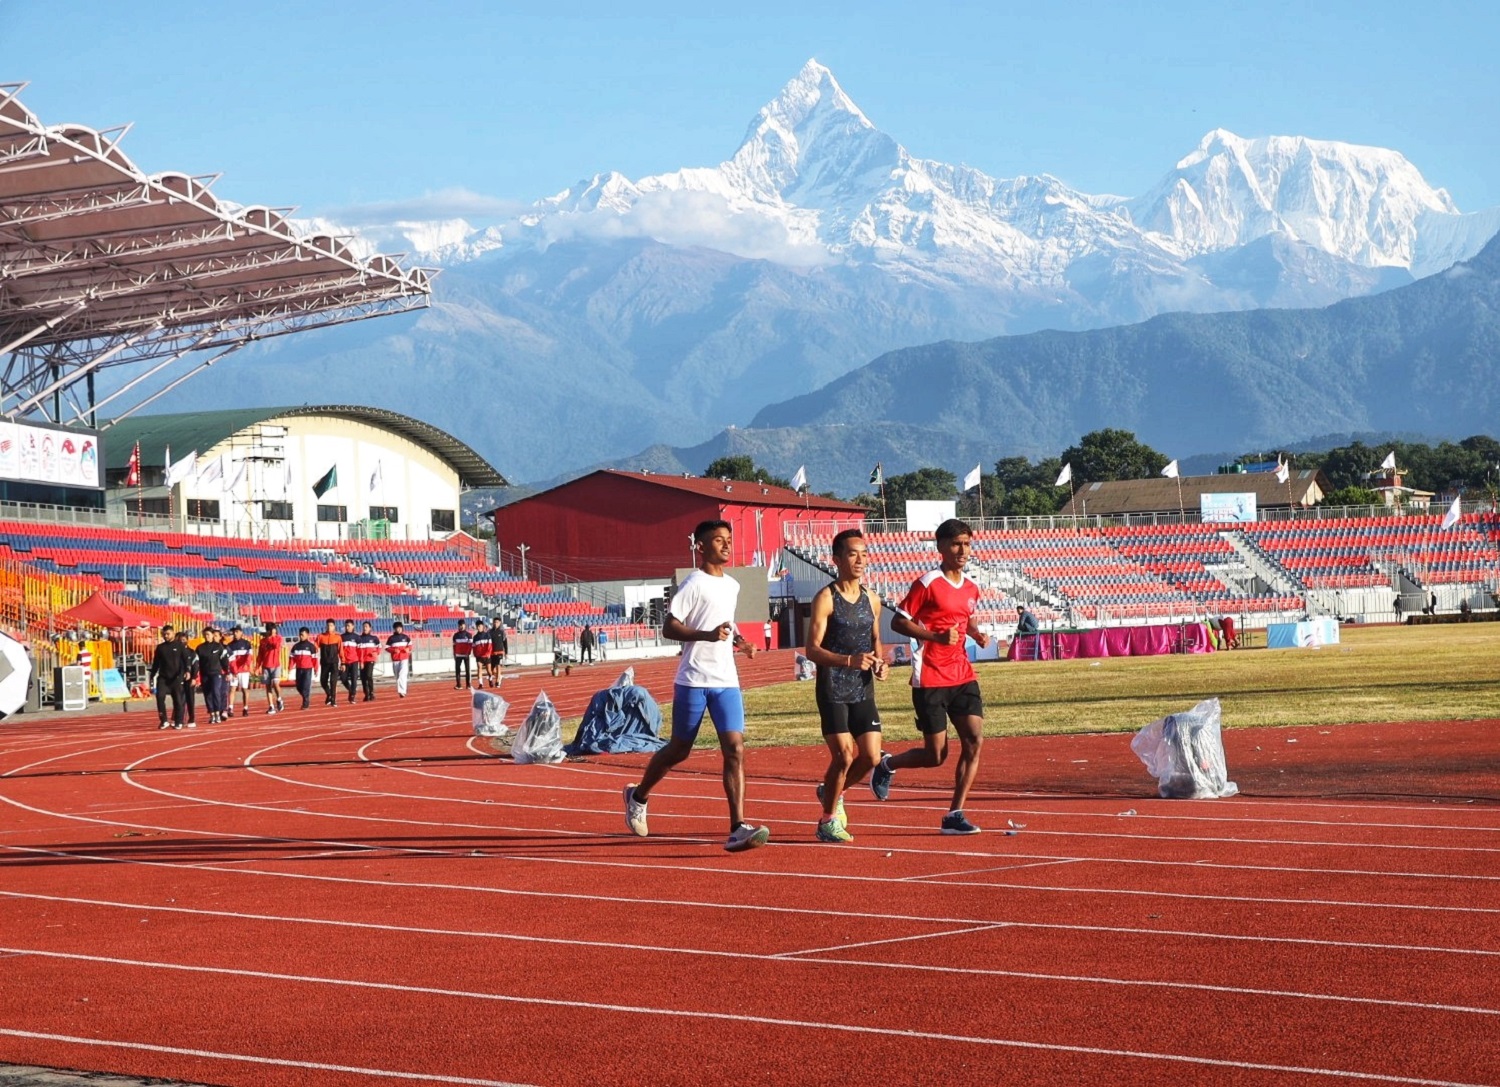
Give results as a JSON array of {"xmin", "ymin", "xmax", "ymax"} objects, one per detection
[{"xmin": 816, "ymin": 582, "xmax": 875, "ymax": 705}]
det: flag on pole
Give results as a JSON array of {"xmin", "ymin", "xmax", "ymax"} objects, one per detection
[
  {"xmin": 1161, "ymin": 459, "xmax": 1179, "ymax": 479},
  {"xmin": 224, "ymin": 456, "xmax": 247, "ymax": 493},
  {"xmin": 869, "ymin": 463, "xmax": 883, "ymax": 487},
  {"xmin": 164, "ymin": 448, "xmax": 198, "ymax": 489},
  {"xmin": 1380, "ymin": 451, "xmax": 1397, "ymax": 471},
  {"xmin": 312, "ymin": 465, "xmax": 338, "ymax": 499},
  {"xmin": 1440, "ymin": 494, "xmax": 1463, "ymax": 530},
  {"xmin": 197, "ymin": 455, "xmax": 223, "ymax": 489},
  {"xmin": 1054, "ymin": 463, "xmax": 1072, "ymax": 487},
  {"xmin": 790, "ymin": 465, "xmax": 807, "ymax": 492},
  {"xmin": 1275, "ymin": 459, "xmax": 1290, "ymax": 484},
  {"xmin": 282, "ymin": 456, "xmax": 293, "ymax": 495},
  {"xmin": 125, "ymin": 441, "xmax": 141, "ymax": 487},
  {"xmin": 369, "ymin": 461, "xmax": 383, "ymax": 494},
  {"xmin": 962, "ymin": 464, "xmax": 981, "ymax": 492}
]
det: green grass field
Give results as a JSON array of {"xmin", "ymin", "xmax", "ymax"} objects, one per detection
[{"xmin": 741, "ymin": 623, "xmax": 1500, "ymax": 747}]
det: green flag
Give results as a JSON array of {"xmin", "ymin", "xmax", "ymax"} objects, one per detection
[{"xmin": 312, "ymin": 465, "xmax": 338, "ymax": 498}]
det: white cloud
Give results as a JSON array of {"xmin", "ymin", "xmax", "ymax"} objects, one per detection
[
  {"xmin": 533, "ymin": 189, "xmax": 834, "ymax": 267},
  {"xmin": 321, "ymin": 187, "xmax": 525, "ymax": 226}
]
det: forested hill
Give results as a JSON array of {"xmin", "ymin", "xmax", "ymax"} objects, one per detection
[{"xmin": 751, "ymin": 231, "xmax": 1500, "ymax": 460}]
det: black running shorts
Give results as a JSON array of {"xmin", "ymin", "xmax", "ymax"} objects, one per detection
[
  {"xmin": 816, "ymin": 692, "xmax": 882, "ymax": 737},
  {"xmin": 911, "ymin": 680, "xmax": 984, "ymax": 734}
]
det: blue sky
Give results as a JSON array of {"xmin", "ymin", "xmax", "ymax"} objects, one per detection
[{"xmin": 4, "ymin": 0, "xmax": 1497, "ymax": 226}]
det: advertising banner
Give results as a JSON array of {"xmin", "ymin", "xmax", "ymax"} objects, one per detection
[
  {"xmin": 0, "ymin": 421, "xmax": 101, "ymax": 489},
  {"xmin": 1200, "ymin": 492, "xmax": 1257, "ymax": 524}
]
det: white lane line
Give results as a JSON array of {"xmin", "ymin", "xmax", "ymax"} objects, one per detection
[
  {"xmin": 101, "ymin": 744, "xmax": 1500, "ymax": 877},
  {"xmin": 772, "ymin": 924, "xmax": 1009, "ymax": 959},
  {"xmin": 901, "ymin": 858, "xmax": 1086, "ymax": 880},
  {"xmin": 3, "ymin": 850, "xmax": 1497, "ymax": 962},
  {"xmin": 0, "ymin": 1028, "xmax": 535, "ymax": 1086},
  {"xmin": 0, "ymin": 949, "xmax": 1490, "ymax": 1087}
]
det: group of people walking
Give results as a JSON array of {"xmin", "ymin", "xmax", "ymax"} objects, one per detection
[
  {"xmin": 449, "ymin": 618, "xmax": 506, "ymax": 689},
  {"xmin": 148, "ymin": 616, "xmax": 428, "ymax": 729},
  {"xmin": 624, "ymin": 517, "xmax": 990, "ymax": 852}
]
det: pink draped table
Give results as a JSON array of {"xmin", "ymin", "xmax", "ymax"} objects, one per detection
[{"xmin": 1006, "ymin": 622, "xmax": 1215, "ymax": 661}]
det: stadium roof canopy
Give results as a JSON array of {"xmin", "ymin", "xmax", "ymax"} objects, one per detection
[
  {"xmin": 103, "ymin": 405, "xmax": 507, "ymax": 489},
  {"xmin": 0, "ymin": 83, "xmax": 431, "ymax": 427}
]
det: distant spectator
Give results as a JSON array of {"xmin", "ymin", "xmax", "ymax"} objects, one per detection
[
  {"xmin": 579, "ymin": 623, "xmax": 596, "ymax": 664},
  {"xmin": 1014, "ymin": 605, "xmax": 1039, "ymax": 636},
  {"xmin": 1460, "ymin": 599, "xmax": 1473, "ymax": 621},
  {"xmin": 452, "ymin": 619, "xmax": 473, "ymax": 689}
]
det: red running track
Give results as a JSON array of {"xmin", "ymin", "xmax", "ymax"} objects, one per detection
[{"xmin": 1, "ymin": 662, "xmax": 1498, "ymax": 1087}]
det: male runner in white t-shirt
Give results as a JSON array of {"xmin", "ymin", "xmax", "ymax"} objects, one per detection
[
  {"xmin": 871, "ymin": 518, "xmax": 991, "ymax": 834},
  {"xmin": 624, "ymin": 519, "xmax": 770, "ymax": 853}
]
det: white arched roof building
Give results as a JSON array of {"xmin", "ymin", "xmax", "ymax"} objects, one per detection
[{"xmin": 104, "ymin": 405, "xmax": 506, "ymax": 540}]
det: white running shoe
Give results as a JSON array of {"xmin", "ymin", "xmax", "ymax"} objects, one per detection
[
  {"xmin": 158, "ymin": 721, "xmax": 171, "ymax": 730},
  {"xmin": 725, "ymin": 824, "xmax": 771, "ymax": 853},
  {"xmin": 185, "ymin": 721, "xmax": 197, "ymax": 729},
  {"xmin": 623, "ymin": 784, "xmax": 648, "ymax": 837}
]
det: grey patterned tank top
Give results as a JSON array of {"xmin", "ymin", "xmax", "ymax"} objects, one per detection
[{"xmin": 816, "ymin": 582, "xmax": 875, "ymax": 704}]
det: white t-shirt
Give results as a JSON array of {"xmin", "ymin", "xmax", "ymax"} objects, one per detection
[{"xmin": 670, "ymin": 568, "xmax": 742, "ymax": 688}]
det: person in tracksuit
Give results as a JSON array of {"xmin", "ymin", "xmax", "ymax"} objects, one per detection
[
  {"xmin": 452, "ymin": 619, "xmax": 473, "ymax": 689},
  {"xmin": 150, "ymin": 624, "xmax": 192, "ymax": 730},
  {"xmin": 289, "ymin": 627, "xmax": 318, "ymax": 710},
  {"xmin": 317, "ymin": 619, "xmax": 343, "ymax": 707},
  {"xmin": 357, "ymin": 621, "xmax": 381, "ymax": 701},
  {"xmin": 339, "ymin": 619, "xmax": 361, "ymax": 704},
  {"xmin": 386, "ymin": 620, "xmax": 412, "ymax": 698}
]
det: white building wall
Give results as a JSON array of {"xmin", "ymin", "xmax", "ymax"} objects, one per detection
[{"xmin": 175, "ymin": 414, "xmax": 461, "ymax": 541}]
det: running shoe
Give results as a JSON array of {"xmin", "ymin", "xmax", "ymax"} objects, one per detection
[
  {"xmin": 725, "ymin": 823, "xmax": 771, "ymax": 852},
  {"xmin": 870, "ymin": 755, "xmax": 894, "ymax": 801},
  {"xmin": 940, "ymin": 810, "xmax": 981, "ymax": 835},
  {"xmin": 815, "ymin": 782, "xmax": 847, "ymax": 826},
  {"xmin": 185, "ymin": 720, "xmax": 197, "ymax": 729},
  {"xmin": 815, "ymin": 819, "xmax": 853, "ymax": 843},
  {"xmin": 623, "ymin": 784, "xmax": 648, "ymax": 837},
  {"xmin": 158, "ymin": 720, "xmax": 171, "ymax": 730}
]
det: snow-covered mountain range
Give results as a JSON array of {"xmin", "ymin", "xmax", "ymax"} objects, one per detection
[
  {"xmin": 352, "ymin": 60, "xmax": 1500, "ymax": 285},
  {"xmin": 242, "ymin": 60, "xmax": 1500, "ymax": 483}
]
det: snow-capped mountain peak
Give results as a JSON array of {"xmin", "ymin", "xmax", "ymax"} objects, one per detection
[{"xmin": 1132, "ymin": 128, "xmax": 1462, "ymax": 266}]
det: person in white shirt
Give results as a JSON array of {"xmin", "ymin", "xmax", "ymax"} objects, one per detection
[{"xmin": 623, "ymin": 519, "xmax": 770, "ymax": 853}]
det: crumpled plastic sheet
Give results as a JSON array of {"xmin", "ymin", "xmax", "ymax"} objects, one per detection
[
  {"xmin": 512, "ymin": 690, "xmax": 566, "ymax": 765},
  {"xmin": 793, "ymin": 653, "xmax": 816, "ymax": 681},
  {"xmin": 1130, "ymin": 697, "xmax": 1239, "ymax": 799},
  {"xmin": 471, "ymin": 689, "xmax": 512, "ymax": 743}
]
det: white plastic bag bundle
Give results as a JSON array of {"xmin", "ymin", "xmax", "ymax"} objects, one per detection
[
  {"xmin": 1130, "ymin": 697, "xmax": 1238, "ymax": 799},
  {"xmin": 612, "ymin": 666, "xmax": 636, "ymax": 688},
  {"xmin": 793, "ymin": 653, "xmax": 816, "ymax": 681},
  {"xmin": 471, "ymin": 689, "xmax": 513, "ymax": 744},
  {"xmin": 512, "ymin": 690, "xmax": 565, "ymax": 765}
]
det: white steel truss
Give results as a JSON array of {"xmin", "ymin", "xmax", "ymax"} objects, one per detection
[{"xmin": 0, "ymin": 82, "xmax": 432, "ymax": 424}]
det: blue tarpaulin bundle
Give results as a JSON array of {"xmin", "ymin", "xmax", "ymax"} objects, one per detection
[{"xmin": 564, "ymin": 672, "xmax": 666, "ymax": 756}]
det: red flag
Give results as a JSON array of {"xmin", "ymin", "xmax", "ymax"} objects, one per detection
[{"xmin": 125, "ymin": 441, "xmax": 140, "ymax": 487}]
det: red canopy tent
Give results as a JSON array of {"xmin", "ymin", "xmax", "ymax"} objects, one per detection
[{"xmin": 57, "ymin": 592, "xmax": 153, "ymax": 629}]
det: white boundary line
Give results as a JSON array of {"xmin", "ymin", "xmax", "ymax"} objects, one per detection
[
  {"xmin": 0, "ymin": 1028, "xmax": 535, "ymax": 1086},
  {"xmin": 0, "ymin": 950, "xmax": 1491, "ymax": 1087},
  {"xmin": 2, "ymin": 850, "xmax": 1496, "ymax": 961}
]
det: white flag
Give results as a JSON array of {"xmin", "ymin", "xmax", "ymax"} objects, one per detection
[
  {"xmin": 1440, "ymin": 494, "xmax": 1462, "ymax": 530},
  {"xmin": 196, "ymin": 455, "xmax": 223, "ymax": 489},
  {"xmin": 790, "ymin": 465, "xmax": 807, "ymax": 492},
  {"xmin": 282, "ymin": 456, "xmax": 293, "ymax": 496},
  {"xmin": 369, "ymin": 460, "xmax": 383, "ymax": 494},
  {"xmin": 962, "ymin": 464, "xmax": 981, "ymax": 491},
  {"xmin": 164, "ymin": 448, "xmax": 198, "ymax": 488},
  {"xmin": 1380, "ymin": 451, "xmax": 1397, "ymax": 471},
  {"xmin": 1275, "ymin": 459, "xmax": 1290, "ymax": 484},
  {"xmin": 1054, "ymin": 462, "xmax": 1072, "ymax": 488},
  {"xmin": 224, "ymin": 456, "xmax": 247, "ymax": 493},
  {"xmin": 1161, "ymin": 460, "xmax": 1179, "ymax": 479}
]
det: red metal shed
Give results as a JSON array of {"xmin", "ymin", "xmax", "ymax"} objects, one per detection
[{"xmin": 489, "ymin": 470, "xmax": 865, "ymax": 582}]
